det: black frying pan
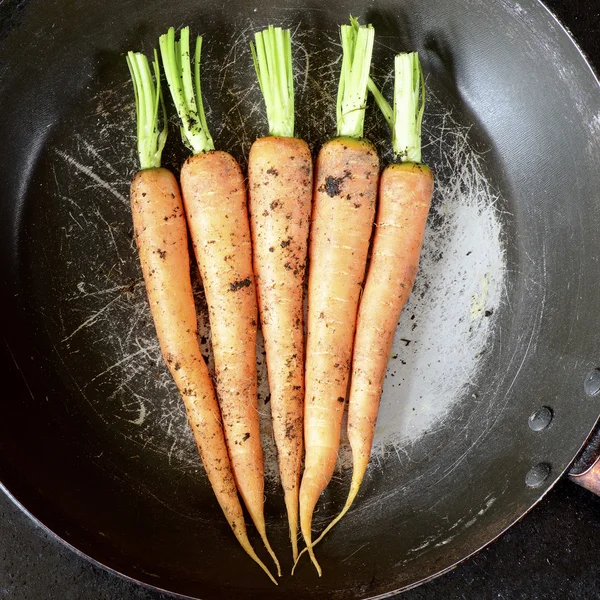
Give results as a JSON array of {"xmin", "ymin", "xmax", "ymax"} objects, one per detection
[{"xmin": 1, "ymin": 0, "xmax": 600, "ymax": 598}]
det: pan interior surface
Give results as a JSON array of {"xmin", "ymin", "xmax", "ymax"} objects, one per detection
[{"xmin": 1, "ymin": 0, "xmax": 600, "ymax": 598}]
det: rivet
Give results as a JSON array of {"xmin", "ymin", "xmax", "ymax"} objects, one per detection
[
  {"xmin": 525, "ymin": 463, "xmax": 551, "ymax": 488},
  {"xmin": 528, "ymin": 406, "xmax": 553, "ymax": 431},
  {"xmin": 584, "ymin": 369, "xmax": 600, "ymax": 396}
]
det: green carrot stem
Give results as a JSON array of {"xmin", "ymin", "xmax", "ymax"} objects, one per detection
[
  {"xmin": 392, "ymin": 52, "xmax": 425, "ymax": 162},
  {"xmin": 369, "ymin": 52, "xmax": 425, "ymax": 162},
  {"xmin": 159, "ymin": 26, "xmax": 214, "ymax": 155},
  {"xmin": 251, "ymin": 25, "xmax": 294, "ymax": 138},
  {"xmin": 126, "ymin": 49, "xmax": 168, "ymax": 170},
  {"xmin": 336, "ymin": 16, "xmax": 375, "ymax": 139},
  {"xmin": 367, "ymin": 77, "xmax": 393, "ymax": 128}
]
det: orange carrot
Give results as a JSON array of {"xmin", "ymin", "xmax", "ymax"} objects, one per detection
[
  {"xmin": 126, "ymin": 50, "xmax": 276, "ymax": 584},
  {"xmin": 298, "ymin": 18, "xmax": 378, "ymax": 576},
  {"xmin": 159, "ymin": 27, "xmax": 280, "ymax": 576},
  {"xmin": 248, "ymin": 26, "xmax": 312, "ymax": 562},
  {"xmin": 306, "ymin": 51, "xmax": 433, "ymax": 553}
]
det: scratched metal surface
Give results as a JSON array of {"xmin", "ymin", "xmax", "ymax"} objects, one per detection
[{"xmin": 1, "ymin": 0, "xmax": 600, "ymax": 598}]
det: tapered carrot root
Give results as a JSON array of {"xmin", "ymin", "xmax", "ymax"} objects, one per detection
[
  {"xmin": 130, "ymin": 168, "xmax": 276, "ymax": 585},
  {"xmin": 248, "ymin": 135, "xmax": 312, "ymax": 561},
  {"xmin": 348, "ymin": 163, "xmax": 433, "ymax": 477},
  {"xmin": 249, "ymin": 26, "xmax": 310, "ymax": 562},
  {"xmin": 180, "ymin": 150, "xmax": 280, "ymax": 576},
  {"xmin": 127, "ymin": 48, "xmax": 276, "ymax": 583},
  {"xmin": 299, "ymin": 136, "xmax": 379, "ymax": 575},
  {"xmin": 300, "ymin": 163, "xmax": 434, "ymax": 552},
  {"xmin": 159, "ymin": 27, "xmax": 279, "ymax": 577}
]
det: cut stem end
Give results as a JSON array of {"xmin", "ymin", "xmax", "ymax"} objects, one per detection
[
  {"xmin": 392, "ymin": 52, "xmax": 424, "ymax": 162},
  {"xmin": 126, "ymin": 50, "xmax": 167, "ymax": 170},
  {"xmin": 159, "ymin": 26, "xmax": 214, "ymax": 155},
  {"xmin": 336, "ymin": 16, "xmax": 375, "ymax": 139},
  {"xmin": 251, "ymin": 25, "xmax": 295, "ymax": 138},
  {"xmin": 369, "ymin": 51, "xmax": 425, "ymax": 162}
]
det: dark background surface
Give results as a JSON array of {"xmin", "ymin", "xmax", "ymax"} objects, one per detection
[{"xmin": 1, "ymin": 0, "xmax": 600, "ymax": 599}]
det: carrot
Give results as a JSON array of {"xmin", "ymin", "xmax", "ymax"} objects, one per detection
[
  {"xmin": 247, "ymin": 25, "xmax": 312, "ymax": 563},
  {"xmin": 158, "ymin": 27, "xmax": 280, "ymax": 577},
  {"xmin": 305, "ymin": 51, "xmax": 434, "ymax": 553},
  {"xmin": 125, "ymin": 50, "xmax": 276, "ymax": 584},
  {"xmin": 297, "ymin": 17, "xmax": 378, "ymax": 576}
]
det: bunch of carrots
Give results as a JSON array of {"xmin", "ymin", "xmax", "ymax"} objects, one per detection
[{"xmin": 125, "ymin": 17, "xmax": 433, "ymax": 584}]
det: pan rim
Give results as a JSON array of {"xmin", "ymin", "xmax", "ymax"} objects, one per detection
[{"xmin": 368, "ymin": 415, "xmax": 600, "ymax": 599}]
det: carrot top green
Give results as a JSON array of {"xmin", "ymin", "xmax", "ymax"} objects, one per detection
[
  {"xmin": 369, "ymin": 51, "xmax": 425, "ymax": 162},
  {"xmin": 251, "ymin": 25, "xmax": 294, "ymax": 138},
  {"xmin": 337, "ymin": 17, "xmax": 375, "ymax": 139},
  {"xmin": 126, "ymin": 50, "xmax": 167, "ymax": 170},
  {"xmin": 159, "ymin": 26, "xmax": 214, "ymax": 154}
]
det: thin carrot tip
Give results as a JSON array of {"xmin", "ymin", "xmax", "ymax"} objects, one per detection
[
  {"xmin": 291, "ymin": 549, "xmax": 304, "ymax": 575},
  {"xmin": 309, "ymin": 547, "xmax": 322, "ymax": 577},
  {"xmin": 246, "ymin": 545, "xmax": 278, "ymax": 585}
]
